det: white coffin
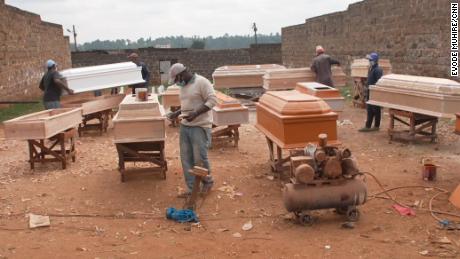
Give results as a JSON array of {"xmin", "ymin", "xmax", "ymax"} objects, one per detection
[
  {"xmin": 60, "ymin": 62, "xmax": 145, "ymax": 93},
  {"xmin": 367, "ymin": 74, "xmax": 460, "ymax": 118},
  {"xmin": 3, "ymin": 108, "xmax": 82, "ymax": 140},
  {"xmin": 61, "ymin": 94, "xmax": 125, "ymax": 115}
]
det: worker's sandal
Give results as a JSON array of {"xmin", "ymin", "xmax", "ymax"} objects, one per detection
[
  {"xmin": 358, "ymin": 127, "xmax": 373, "ymax": 132},
  {"xmin": 177, "ymin": 191, "xmax": 191, "ymax": 198}
]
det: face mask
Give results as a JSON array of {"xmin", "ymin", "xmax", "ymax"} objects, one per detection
[
  {"xmin": 176, "ymin": 80, "xmax": 186, "ymax": 87},
  {"xmin": 369, "ymin": 60, "xmax": 376, "ymax": 67}
]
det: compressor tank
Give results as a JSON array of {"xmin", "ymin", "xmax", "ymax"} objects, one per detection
[{"xmin": 283, "ymin": 178, "xmax": 367, "ymax": 212}]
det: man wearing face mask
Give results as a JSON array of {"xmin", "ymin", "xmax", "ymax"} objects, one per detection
[
  {"xmin": 166, "ymin": 63, "xmax": 217, "ymax": 198},
  {"xmin": 359, "ymin": 52, "xmax": 383, "ymax": 132}
]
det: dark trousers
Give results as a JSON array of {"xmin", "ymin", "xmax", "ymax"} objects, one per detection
[{"xmin": 366, "ymin": 104, "xmax": 381, "ymax": 128}]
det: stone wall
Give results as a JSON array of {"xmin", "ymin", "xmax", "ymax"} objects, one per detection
[
  {"xmin": 282, "ymin": 0, "xmax": 452, "ymax": 79},
  {"xmin": 71, "ymin": 43, "xmax": 282, "ymax": 85},
  {"xmin": 0, "ymin": 3, "xmax": 71, "ymax": 102}
]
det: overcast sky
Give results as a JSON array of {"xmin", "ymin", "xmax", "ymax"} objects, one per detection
[{"xmin": 6, "ymin": 0, "xmax": 359, "ymax": 43}]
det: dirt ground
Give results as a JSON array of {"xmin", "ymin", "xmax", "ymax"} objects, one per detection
[{"xmin": 0, "ymin": 103, "xmax": 459, "ymax": 259}]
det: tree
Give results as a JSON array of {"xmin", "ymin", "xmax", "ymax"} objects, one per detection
[{"xmin": 190, "ymin": 40, "xmax": 205, "ymax": 49}]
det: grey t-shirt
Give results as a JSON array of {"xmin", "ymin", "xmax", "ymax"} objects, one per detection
[{"xmin": 310, "ymin": 53, "xmax": 340, "ymax": 87}]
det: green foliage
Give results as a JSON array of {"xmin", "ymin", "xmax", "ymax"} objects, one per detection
[
  {"xmin": 190, "ymin": 40, "xmax": 205, "ymax": 49},
  {"xmin": 339, "ymin": 85, "xmax": 352, "ymax": 102},
  {"xmin": 74, "ymin": 33, "xmax": 281, "ymax": 51},
  {"xmin": 0, "ymin": 101, "xmax": 43, "ymax": 122}
]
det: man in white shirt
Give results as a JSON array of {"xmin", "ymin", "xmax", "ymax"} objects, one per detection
[{"xmin": 167, "ymin": 63, "xmax": 217, "ymax": 198}]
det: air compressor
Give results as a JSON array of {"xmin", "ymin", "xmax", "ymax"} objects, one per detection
[{"xmin": 283, "ymin": 134, "xmax": 367, "ymax": 225}]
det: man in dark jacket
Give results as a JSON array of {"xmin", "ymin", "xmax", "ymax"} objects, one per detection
[
  {"xmin": 310, "ymin": 45, "xmax": 340, "ymax": 87},
  {"xmin": 39, "ymin": 60, "xmax": 74, "ymax": 109},
  {"xmin": 128, "ymin": 53, "xmax": 150, "ymax": 94},
  {"xmin": 359, "ymin": 52, "xmax": 383, "ymax": 132}
]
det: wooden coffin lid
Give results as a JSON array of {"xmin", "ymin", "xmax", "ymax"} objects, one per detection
[
  {"xmin": 212, "ymin": 64, "xmax": 286, "ymax": 78},
  {"xmin": 295, "ymin": 82, "xmax": 342, "ymax": 98},
  {"xmin": 351, "ymin": 59, "xmax": 392, "ymax": 75},
  {"xmin": 259, "ymin": 90, "xmax": 332, "ymax": 115},
  {"xmin": 215, "ymin": 91, "xmax": 242, "ymax": 108},
  {"xmin": 376, "ymin": 74, "xmax": 460, "ymax": 95}
]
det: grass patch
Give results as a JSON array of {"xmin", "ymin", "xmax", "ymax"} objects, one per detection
[
  {"xmin": 0, "ymin": 101, "xmax": 44, "ymax": 122},
  {"xmin": 339, "ymin": 85, "xmax": 353, "ymax": 102}
]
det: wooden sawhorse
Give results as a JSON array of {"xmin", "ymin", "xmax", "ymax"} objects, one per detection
[
  {"xmin": 78, "ymin": 109, "xmax": 111, "ymax": 136},
  {"xmin": 115, "ymin": 141, "xmax": 167, "ymax": 182},
  {"xmin": 212, "ymin": 124, "xmax": 240, "ymax": 147},
  {"xmin": 27, "ymin": 128, "xmax": 77, "ymax": 170},
  {"xmin": 388, "ymin": 109, "xmax": 438, "ymax": 143}
]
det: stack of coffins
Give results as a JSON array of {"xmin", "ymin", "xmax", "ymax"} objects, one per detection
[
  {"xmin": 255, "ymin": 90, "xmax": 338, "ymax": 149},
  {"xmin": 367, "ymin": 74, "xmax": 460, "ymax": 118},
  {"xmin": 112, "ymin": 94, "xmax": 166, "ymax": 143},
  {"xmin": 60, "ymin": 62, "xmax": 145, "ymax": 93},
  {"xmin": 295, "ymin": 82, "xmax": 345, "ymax": 112},
  {"xmin": 3, "ymin": 108, "xmax": 82, "ymax": 140},
  {"xmin": 61, "ymin": 93, "xmax": 125, "ymax": 116},
  {"xmin": 332, "ymin": 66, "xmax": 347, "ymax": 87},
  {"xmin": 263, "ymin": 68, "xmax": 316, "ymax": 91},
  {"xmin": 350, "ymin": 59, "xmax": 392, "ymax": 78},
  {"xmin": 212, "ymin": 91, "xmax": 249, "ymax": 126},
  {"xmin": 212, "ymin": 64, "xmax": 286, "ymax": 89},
  {"xmin": 160, "ymin": 85, "xmax": 181, "ymax": 109}
]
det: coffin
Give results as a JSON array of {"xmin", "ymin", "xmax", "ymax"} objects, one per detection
[
  {"xmin": 212, "ymin": 64, "xmax": 286, "ymax": 89},
  {"xmin": 255, "ymin": 91, "xmax": 338, "ymax": 149},
  {"xmin": 61, "ymin": 94, "xmax": 125, "ymax": 115},
  {"xmin": 263, "ymin": 67, "xmax": 346, "ymax": 90},
  {"xmin": 263, "ymin": 68, "xmax": 315, "ymax": 91},
  {"xmin": 113, "ymin": 94, "xmax": 165, "ymax": 143},
  {"xmin": 350, "ymin": 59, "xmax": 392, "ymax": 78},
  {"xmin": 332, "ymin": 66, "xmax": 347, "ymax": 87},
  {"xmin": 212, "ymin": 91, "xmax": 249, "ymax": 126},
  {"xmin": 160, "ymin": 85, "xmax": 181, "ymax": 109},
  {"xmin": 3, "ymin": 108, "xmax": 82, "ymax": 140},
  {"xmin": 367, "ymin": 74, "xmax": 460, "ymax": 118},
  {"xmin": 60, "ymin": 62, "xmax": 145, "ymax": 93},
  {"xmin": 295, "ymin": 82, "xmax": 345, "ymax": 112},
  {"xmin": 117, "ymin": 94, "xmax": 161, "ymax": 118}
]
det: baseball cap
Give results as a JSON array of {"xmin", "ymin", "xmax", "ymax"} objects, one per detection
[
  {"xmin": 168, "ymin": 63, "xmax": 186, "ymax": 84},
  {"xmin": 366, "ymin": 52, "xmax": 379, "ymax": 62},
  {"xmin": 46, "ymin": 59, "xmax": 56, "ymax": 68}
]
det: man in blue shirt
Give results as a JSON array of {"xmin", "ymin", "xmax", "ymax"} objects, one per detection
[
  {"xmin": 128, "ymin": 53, "xmax": 150, "ymax": 94},
  {"xmin": 359, "ymin": 52, "xmax": 383, "ymax": 132}
]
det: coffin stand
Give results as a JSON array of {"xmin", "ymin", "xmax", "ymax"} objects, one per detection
[
  {"xmin": 211, "ymin": 92, "xmax": 249, "ymax": 147},
  {"xmin": 255, "ymin": 91, "xmax": 338, "ymax": 173},
  {"xmin": 28, "ymin": 128, "xmax": 77, "ymax": 170},
  {"xmin": 456, "ymin": 113, "xmax": 460, "ymax": 135},
  {"xmin": 61, "ymin": 93, "xmax": 125, "ymax": 136},
  {"xmin": 113, "ymin": 94, "xmax": 167, "ymax": 182},
  {"xmin": 388, "ymin": 109, "xmax": 438, "ymax": 143},
  {"xmin": 3, "ymin": 108, "xmax": 82, "ymax": 169}
]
